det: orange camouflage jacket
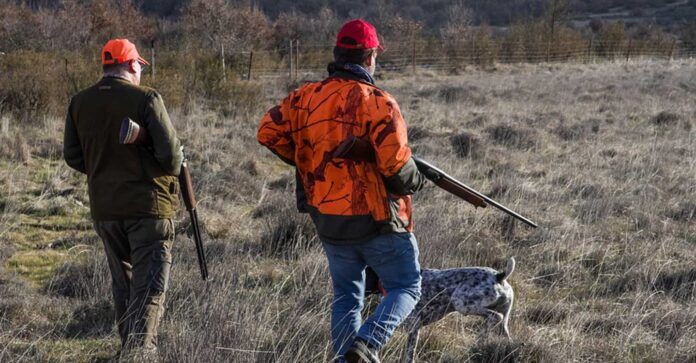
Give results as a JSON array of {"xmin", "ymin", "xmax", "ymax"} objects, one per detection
[{"xmin": 257, "ymin": 72, "xmax": 424, "ymax": 244}]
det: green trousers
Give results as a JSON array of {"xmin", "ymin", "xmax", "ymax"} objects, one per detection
[{"xmin": 93, "ymin": 218, "xmax": 174, "ymax": 351}]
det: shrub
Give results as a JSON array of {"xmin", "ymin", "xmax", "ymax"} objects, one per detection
[
  {"xmin": 408, "ymin": 126, "xmax": 432, "ymax": 141},
  {"xmin": 450, "ymin": 132, "xmax": 483, "ymax": 159},
  {"xmin": 485, "ymin": 124, "xmax": 535, "ymax": 150},
  {"xmin": 469, "ymin": 340, "xmax": 558, "ymax": 363},
  {"xmin": 665, "ymin": 201, "xmax": 696, "ymax": 221},
  {"xmin": 0, "ymin": 51, "xmax": 98, "ymax": 123},
  {"xmin": 642, "ymin": 309, "xmax": 694, "ymax": 342},
  {"xmin": 650, "ymin": 111, "xmax": 680, "ymax": 126},
  {"xmin": 525, "ymin": 303, "xmax": 569, "ymax": 325},
  {"xmin": 596, "ymin": 22, "xmax": 627, "ymax": 59},
  {"xmin": 254, "ymin": 190, "xmax": 317, "ymax": 259},
  {"xmin": 583, "ymin": 316, "xmax": 627, "ymax": 335},
  {"xmin": 169, "ymin": 51, "xmax": 263, "ymax": 116},
  {"xmin": 45, "ymin": 249, "xmax": 110, "ymax": 301},
  {"xmin": 63, "ymin": 299, "xmax": 114, "ymax": 338},
  {"xmin": 437, "ymin": 85, "xmax": 487, "ymax": 105},
  {"xmin": 653, "ymin": 268, "xmax": 696, "ymax": 302},
  {"xmin": 553, "ymin": 119, "xmax": 600, "ymax": 141}
]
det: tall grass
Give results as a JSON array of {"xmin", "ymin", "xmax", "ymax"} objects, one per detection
[{"xmin": 1, "ymin": 59, "xmax": 695, "ymax": 362}]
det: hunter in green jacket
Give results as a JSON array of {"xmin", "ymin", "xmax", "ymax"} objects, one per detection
[{"xmin": 63, "ymin": 39, "xmax": 182, "ymax": 359}]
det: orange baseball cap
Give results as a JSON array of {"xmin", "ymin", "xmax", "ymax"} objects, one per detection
[{"xmin": 101, "ymin": 39, "xmax": 150, "ymax": 66}]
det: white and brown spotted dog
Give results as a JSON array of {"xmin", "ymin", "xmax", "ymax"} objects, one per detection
[{"xmin": 401, "ymin": 257, "xmax": 516, "ymax": 363}]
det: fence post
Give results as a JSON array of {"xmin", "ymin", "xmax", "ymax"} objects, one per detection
[
  {"xmin": 587, "ymin": 35, "xmax": 594, "ymax": 63},
  {"xmin": 295, "ymin": 40, "xmax": 300, "ymax": 80},
  {"xmin": 221, "ymin": 43, "xmax": 227, "ymax": 81},
  {"xmin": 625, "ymin": 39, "xmax": 632, "ymax": 63},
  {"xmin": 470, "ymin": 35, "xmax": 475, "ymax": 64},
  {"xmin": 64, "ymin": 58, "xmax": 78, "ymax": 94},
  {"xmin": 64, "ymin": 58, "xmax": 70, "ymax": 92},
  {"xmin": 150, "ymin": 39, "xmax": 156, "ymax": 82},
  {"xmin": 289, "ymin": 39, "xmax": 294, "ymax": 81},
  {"xmin": 411, "ymin": 36, "xmax": 416, "ymax": 74},
  {"xmin": 247, "ymin": 51, "xmax": 253, "ymax": 80},
  {"xmin": 670, "ymin": 39, "xmax": 677, "ymax": 60}
]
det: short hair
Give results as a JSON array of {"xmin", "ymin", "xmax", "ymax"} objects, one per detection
[
  {"xmin": 102, "ymin": 62, "xmax": 131, "ymax": 74},
  {"xmin": 333, "ymin": 46, "xmax": 375, "ymax": 65}
]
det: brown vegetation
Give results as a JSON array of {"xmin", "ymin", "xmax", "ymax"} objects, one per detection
[{"xmin": 1, "ymin": 57, "xmax": 694, "ymax": 361}]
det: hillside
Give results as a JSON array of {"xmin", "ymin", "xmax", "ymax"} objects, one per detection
[{"xmin": 9, "ymin": 0, "xmax": 696, "ymax": 29}]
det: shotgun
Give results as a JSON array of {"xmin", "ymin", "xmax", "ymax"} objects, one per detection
[
  {"xmin": 119, "ymin": 118, "xmax": 210, "ymax": 280},
  {"xmin": 334, "ymin": 135, "xmax": 538, "ymax": 228}
]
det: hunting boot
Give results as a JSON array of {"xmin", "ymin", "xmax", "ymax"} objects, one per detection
[{"xmin": 345, "ymin": 338, "xmax": 380, "ymax": 363}]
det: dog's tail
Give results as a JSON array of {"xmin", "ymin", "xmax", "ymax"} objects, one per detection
[{"xmin": 496, "ymin": 257, "xmax": 516, "ymax": 283}]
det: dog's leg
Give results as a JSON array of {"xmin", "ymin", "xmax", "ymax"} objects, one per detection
[
  {"xmin": 499, "ymin": 295, "xmax": 513, "ymax": 340},
  {"xmin": 477, "ymin": 309, "xmax": 504, "ymax": 342},
  {"xmin": 452, "ymin": 287, "xmax": 504, "ymax": 342},
  {"xmin": 402, "ymin": 319, "xmax": 421, "ymax": 363}
]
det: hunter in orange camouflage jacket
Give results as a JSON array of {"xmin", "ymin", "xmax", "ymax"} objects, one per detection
[{"xmin": 257, "ymin": 72, "xmax": 425, "ymax": 244}]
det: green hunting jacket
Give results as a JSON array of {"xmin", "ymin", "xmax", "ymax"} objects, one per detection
[{"xmin": 63, "ymin": 76, "xmax": 183, "ymax": 221}]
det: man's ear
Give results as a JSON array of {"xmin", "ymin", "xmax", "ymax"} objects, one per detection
[
  {"xmin": 127, "ymin": 60, "xmax": 137, "ymax": 73},
  {"xmin": 364, "ymin": 50, "xmax": 375, "ymax": 67}
]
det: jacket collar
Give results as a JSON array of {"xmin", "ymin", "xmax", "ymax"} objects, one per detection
[
  {"xmin": 100, "ymin": 75, "xmax": 132, "ymax": 84},
  {"xmin": 327, "ymin": 62, "xmax": 375, "ymax": 85}
]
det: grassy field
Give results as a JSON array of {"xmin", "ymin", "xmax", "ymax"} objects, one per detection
[{"xmin": 1, "ymin": 59, "xmax": 695, "ymax": 362}]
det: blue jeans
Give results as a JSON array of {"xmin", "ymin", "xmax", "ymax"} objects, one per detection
[{"xmin": 322, "ymin": 232, "xmax": 421, "ymax": 357}]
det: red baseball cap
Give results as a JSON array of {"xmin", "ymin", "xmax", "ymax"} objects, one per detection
[
  {"xmin": 101, "ymin": 39, "xmax": 150, "ymax": 66},
  {"xmin": 336, "ymin": 19, "xmax": 383, "ymax": 51}
]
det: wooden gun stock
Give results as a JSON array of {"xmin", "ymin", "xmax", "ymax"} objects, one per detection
[
  {"xmin": 119, "ymin": 118, "xmax": 148, "ymax": 145},
  {"xmin": 179, "ymin": 161, "xmax": 197, "ymax": 210}
]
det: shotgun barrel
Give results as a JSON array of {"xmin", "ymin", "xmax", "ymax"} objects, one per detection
[
  {"xmin": 335, "ymin": 135, "xmax": 538, "ymax": 229},
  {"xmin": 179, "ymin": 158, "xmax": 210, "ymax": 280},
  {"xmin": 412, "ymin": 156, "xmax": 538, "ymax": 228}
]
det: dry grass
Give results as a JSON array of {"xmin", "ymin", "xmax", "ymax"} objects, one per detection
[{"xmin": 1, "ymin": 58, "xmax": 695, "ymax": 362}]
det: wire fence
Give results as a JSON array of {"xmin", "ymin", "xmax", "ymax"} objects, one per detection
[
  {"xmin": 18, "ymin": 39, "xmax": 696, "ymax": 80},
  {"xmin": 195, "ymin": 39, "xmax": 695, "ymax": 80}
]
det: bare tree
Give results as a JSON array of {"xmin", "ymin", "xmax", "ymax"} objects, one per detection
[
  {"xmin": 441, "ymin": 1, "xmax": 473, "ymax": 42},
  {"xmin": 0, "ymin": 4, "xmax": 39, "ymax": 50},
  {"xmin": 185, "ymin": 0, "xmax": 270, "ymax": 51},
  {"xmin": 310, "ymin": 7, "xmax": 340, "ymax": 45},
  {"xmin": 544, "ymin": 0, "xmax": 571, "ymax": 61},
  {"xmin": 682, "ymin": 22, "xmax": 696, "ymax": 51}
]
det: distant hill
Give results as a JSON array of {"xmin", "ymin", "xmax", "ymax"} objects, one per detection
[{"xmin": 7, "ymin": 0, "xmax": 696, "ymax": 34}]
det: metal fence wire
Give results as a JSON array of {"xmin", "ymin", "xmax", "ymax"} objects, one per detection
[
  {"xmin": 61, "ymin": 38, "xmax": 696, "ymax": 79},
  {"xmin": 147, "ymin": 38, "xmax": 695, "ymax": 80}
]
